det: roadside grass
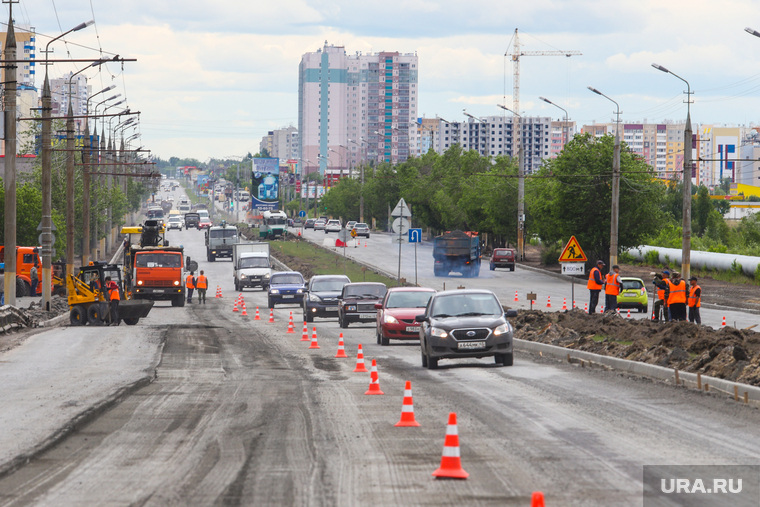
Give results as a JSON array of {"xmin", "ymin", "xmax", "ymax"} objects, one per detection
[{"xmin": 270, "ymin": 239, "xmax": 402, "ymax": 286}]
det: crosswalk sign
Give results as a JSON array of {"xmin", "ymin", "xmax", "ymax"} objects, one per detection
[{"xmin": 558, "ymin": 236, "xmax": 587, "ymax": 262}]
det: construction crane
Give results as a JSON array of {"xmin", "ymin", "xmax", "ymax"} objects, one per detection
[{"xmin": 506, "ymin": 28, "xmax": 581, "ymax": 261}]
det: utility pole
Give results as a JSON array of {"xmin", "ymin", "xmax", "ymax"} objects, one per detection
[
  {"xmin": 82, "ymin": 120, "xmax": 91, "ymax": 266},
  {"xmin": 65, "ymin": 102, "xmax": 75, "ymax": 278},
  {"xmin": 41, "ymin": 75, "xmax": 52, "ymax": 310},
  {"xmin": 3, "ymin": 3, "xmax": 17, "ymax": 305}
]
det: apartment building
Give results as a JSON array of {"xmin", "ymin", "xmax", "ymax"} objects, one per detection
[
  {"xmin": 50, "ymin": 72, "xmax": 90, "ymax": 134},
  {"xmin": 298, "ymin": 43, "xmax": 418, "ymax": 178},
  {"xmin": 1, "ymin": 24, "xmax": 37, "ymax": 155},
  {"xmin": 259, "ymin": 126, "xmax": 298, "ymax": 162}
]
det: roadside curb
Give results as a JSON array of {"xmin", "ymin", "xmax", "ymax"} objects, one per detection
[
  {"xmin": 39, "ymin": 312, "xmax": 68, "ymax": 328},
  {"xmin": 514, "ymin": 338, "xmax": 760, "ymax": 406}
]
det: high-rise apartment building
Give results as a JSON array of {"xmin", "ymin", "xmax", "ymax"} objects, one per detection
[
  {"xmin": 298, "ymin": 43, "xmax": 418, "ymax": 178},
  {"xmin": 1, "ymin": 24, "xmax": 37, "ymax": 155},
  {"xmin": 434, "ymin": 116, "xmax": 574, "ymax": 173},
  {"xmin": 50, "ymin": 72, "xmax": 90, "ymax": 134},
  {"xmin": 0, "ymin": 24, "xmax": 36, "ymax": 86},
  {"xmin": 259, "ymin": 126, "xmax": 298, "ymax": 162}
]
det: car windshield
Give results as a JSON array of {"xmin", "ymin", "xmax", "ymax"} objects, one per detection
[
  {"xmin": 355, "ymin": 223, "xmax": 368, "ymax": 228},
  {"xmin": 385, "ymin": 291, "xmax": 434, "ymax": 309},
  {"xmin": 494, "ymin": 249, "xmax": 512, "ymax": 256},
  {"xmin": 622, "ymin": 280, "xmax": 644, "ymax": 290},
  {"xmin": 311, "ymin": 278, "xmax": 348, "ymax": 291},
  {"xmin": 210, "ymin": 229, "xmax": 238, "ymax": 239},
  {"xmin": 271, "ymin": 274, "xmax": 304, "ymax": 285},
  {"xmin": 431, "ymin": 293, "xmax": 503, "ymax": 318},
  {"xmin": 169, "ymin": 218, "xmax": 181, "ymax": 223},
  {"xmin": 240, "ymin": 257, "xmax": 269, "ymax": 269},
  {"xmin": 135, "ymin": 253, "xmax": 182, "ymax": 268},
  {"xmin": 343, "ymin": 284, "xmax": 387, "ymax": 298}
]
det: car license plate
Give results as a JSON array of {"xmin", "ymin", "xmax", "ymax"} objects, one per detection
[
  {"xmin": 457, "ymin": 341, "xmax": 486, "ymax": 350},
  {"xmin": 405, "ymin": 326, "xmax": 420, "ymax": 333},
  {"xmin": 325, "ymin": 307, "xmax": 338, "ymax": 312},
  {"xmin": 154, "ymin": 289, "xmax": 164, "ymax": 293},
  {"xmin": 283, "ymin": 295, "xmax": 294, "ymax": 299},
  {"xmin": 359, "ymin": 313, "xmax": 375, "ymax": 319},
  {"xmin": 624, "ymin": 293, "xmax": 637, "ymax": 297}
]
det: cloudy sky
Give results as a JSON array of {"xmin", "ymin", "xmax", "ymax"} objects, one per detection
[{"xmin": 9, "ymin": 0, "xmax": 760, "ymax": 161}]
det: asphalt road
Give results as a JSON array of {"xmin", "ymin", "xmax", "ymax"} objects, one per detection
[{"xmin": 2, "ymin": 205, "xmax": 760, "ymax": 505}]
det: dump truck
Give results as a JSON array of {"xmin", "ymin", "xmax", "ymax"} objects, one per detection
[
  {"xmin": 67, "ymin": 261, "xmax": 153, "ymax": 326},
  {"xmin": 233, "ymin": 242, "xmax": 271, "ymax": 291},
  {"xmin": 0, "ymin": 246, "xmax": 44, "ymax": 296},
  {"xmin": 432, "ymin": 230, "xmax": 482, "ymax": 278},
  {"xmin": 206, "ymin": 221, "xmax": 239, "ymax": 261},
  {"xmin": 121, "ymin": 220, "xmax": 196, "ymax": 307}
]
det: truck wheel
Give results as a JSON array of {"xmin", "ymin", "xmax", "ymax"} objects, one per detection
[
  {"xmin": 70, "ymin": 306, "xmax": 86, "ymax": 326},
  {"xmin": 16, "ymin": 278, "xmax": 28, "ymax": 297},
  {"xmin": 234, "ymin": 280, "xmax": 240, "ymax": 292},
  {"xmin": 208, "ymin": 253, "xmax": 216, "ymax": 262},
  {"xmin": 87, "ymin": 304, "xmax": 103, "ymax": 326},
  {"xmin": 123, "ymin": 317, "xmax": 140, "ymax": 325}
]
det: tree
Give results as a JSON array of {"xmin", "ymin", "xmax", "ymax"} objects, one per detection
[
  {"xmin": 693, "ymin": 185, "xmax": 712, "ymax": 237},
  {"xmin": 528, "ymin": 133, "xmax": 666, "ymax": 263}
]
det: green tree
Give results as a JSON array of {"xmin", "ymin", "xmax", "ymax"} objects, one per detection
[
  {"xmin": 693, "ymin": 185, "xmax": 712, "ymax": 237},
  {"xmin": 528, "ymin": 133, "xmax": 666, "ymax": 263}
]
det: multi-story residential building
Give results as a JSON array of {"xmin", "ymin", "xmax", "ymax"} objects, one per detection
[
  {"xmin": 698, "ymin": 126, "xmax": 742, "ymax": 187},
  {"xmin": 434, "ymin": 115, "xmax": 574, "ymax": 173},
  {"xmin": 50, "ymin": 72, "xmax": 90, "ymax": 134},
  {"xmin": 259, "ymin": 132, "xmax": 273, "ymax": 157},
  {"xmin": 1, "ymin": 24, "xmax": 37, "ymax": 156},
  {"xmin": 298, "ymin": 43, "xmax": 418, "ymax": 178},
  {"xmin": 414, "ymin": 117, "xmax": 439, "ymax": 156}
]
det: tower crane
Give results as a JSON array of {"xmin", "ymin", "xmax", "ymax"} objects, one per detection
[{"xmin": 506, "ymin": 28, "xmax": 581, "ymax": 261}]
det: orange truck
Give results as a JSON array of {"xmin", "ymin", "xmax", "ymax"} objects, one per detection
[
  {"xmin": 0, "ymin": 246, "xmax": 43, "ymax": 296},
  {"xmin": 120, "ymin": 220, "xmax": 195, "ymax": 307}
]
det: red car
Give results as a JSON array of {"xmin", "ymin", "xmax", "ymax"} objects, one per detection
[
  {"xmin": 198, "ymin": 217, "xmax": 212, "ymax": 230},
  {"xmin": 490, "ymin": 248, "xmax": 516, "ymax": 271},
  {"xmin": 375, "ymin": 287, "xmax": 436, "ymax": 345}
]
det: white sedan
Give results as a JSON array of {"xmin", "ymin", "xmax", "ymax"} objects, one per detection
[{"xmin": 325, "ymin": 220, "xmax": 342, "ymax": 233}]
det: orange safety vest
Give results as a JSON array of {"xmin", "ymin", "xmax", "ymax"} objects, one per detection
[
  {"xmin": 186, "ymin": 275, "xmax": 195, "ymax": 289},
  {"xmin": 666, "ymin": 279, "xmax": 687, "ymax": 305},
  {"xmin": 196, "ymin": 275, "xmax": 208, "ymax": 289},
  {"xmin": 587, "ymin": 267, "xmax": 603, "ymax": 290},
  {"xmin": 688, "ymin": 284, "xmax": 701, "ymax": 308},
  {"xmin": 604, "ymin": 272, "xmax": 620, "ymax": 296},
  {"xmin": 109, "ymin": 283, "xmax": 121, "ymax": 301}
]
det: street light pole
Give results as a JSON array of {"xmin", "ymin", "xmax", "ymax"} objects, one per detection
[
  {"xmin": 652, "ymin": 63, "xmax": 693, "ymax": 280},
  {"xmin": 40, "ymin": 19, "xmax": 93, "ymax": 310},
  {"xmin": 587, "ymin": 87, "xmax": 621, "ymax": 268},
  {"xmin": 539, "ymin": 96, "xmax": 569, "ymax": 149},
  {"xmin": 3, "ymin": 7, "xmax": 17, "ymax": 305},
  {"xmin": 497, "ymin": 104, "xmax": 525, "ymax": 260}
]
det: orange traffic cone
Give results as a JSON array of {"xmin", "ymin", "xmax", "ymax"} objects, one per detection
[
  {"xmin": 514, "ymin": 291, "xmax": 519, "ymax": 302},
  {"xmin": 626, "ymin": 309, "xmax": 631, "ymax": 318},
  {"xmin": 268, "ymin": 308, "xmax": 275, "ymax": 323},
  {"xmin": 254, "ymin": 307, "xmax": 261, "ymax": 321},
  {"xmin": 364, "ymin": 359, "xmax": 384, "ymax": 395},
  {"xmin": 353, "ymin": 344, "xmax": 368, "ymax": 372},
  {"xmin": 651, "ymin": 309, "xmax": 656, "ymax": 320},
  {"xmin": 364, "ymin": 240, "xmax": 367, "ymax": 248},
  {"xmin": 584, "ymin": 303, "xmax": 588, "ymax": 313},
  {"xmin": 233, "ymin": 297, "xmax": 239, "ymax": 312},
  {"xmin": 394, "ymin": 381, "xmax": 420, "ymax": 427},
  {"xmin": 301, "ymin": 322, "xmax": 310, "ymax": 341},
  {"xmin": 561, "ymin": 298, "xmax": 567, "ymax": 311},
  {"xmin": 600, "ymin": 306, "xmax": 605, "ymax": 313},
  {"xmin": 432, "ymin": 412, "xmax": 469, "ymax": 479},
  {"xmin": 335, "ymin": 333, "xmax": 348, "ymax": 358},
  {"xmin": 286, "ymin": 319, "xmax": 295, "ymax": 334},
  {"xmin": 309, "ymin": 327, "xmax": 320, "ymax": 349},
  {"xmin": 241, "ymin": 304, "xmax": 248, "ymax": 317},
  {"xmin": 546, "ymin": 296, "xmax": 551, "ymax": 308},
  {"xmin": 721, "ymin": 316, "xmax": 727, "ymax": 328},
  {"xmin": 215, "ymin": 285, "xmax": 221, "ymax": 298},
  {"xmin": 531, "ymin": 491, "xmax": 545, "ymax": 507},
  {"xmin": 573, "ymin": 300, "xmax": 577, "ymax": 309}
]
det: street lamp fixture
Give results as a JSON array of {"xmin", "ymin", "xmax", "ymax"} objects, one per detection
[
  {"xmin": 745, "ymin": 27, "xmax": 760, "ymax": 38},
  {"xmin": 652, "ymin": 62, "xmax": 693, "ymax": 280},
  {"xmin": 587, "ymin": 86, "xmax": 622, "ymax": 268}
]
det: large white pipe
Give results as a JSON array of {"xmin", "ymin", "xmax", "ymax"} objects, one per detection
[{"xmin": 627, "ymin": 245, "xmax": 760, "ymax": 277}]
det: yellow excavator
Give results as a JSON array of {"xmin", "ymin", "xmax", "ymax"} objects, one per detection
[{"xmin": 67, "ymin": 261, "xmax": 154, "ymax": 326}]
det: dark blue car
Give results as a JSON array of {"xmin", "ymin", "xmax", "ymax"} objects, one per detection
[{"xmin": 267, "ymin": 271, "xmax": 307, "ymax": 308}]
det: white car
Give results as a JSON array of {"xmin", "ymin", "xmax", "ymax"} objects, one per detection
[
  {"xmin": 314, "ymin": 219, "xmax": 327, "ymax": 231},
  {"xmin": 167, "ymin": 216, "xmax": 183, "ymax": 231},
  {"xmin": 325, "ymin": 219, "xmax": 342, "ymax": 233}
]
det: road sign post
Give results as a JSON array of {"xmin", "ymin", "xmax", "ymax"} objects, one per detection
[
  {"xmin": 409, "ymin": 228, "xmax": 422, "ymax": 286},
  {"xmin": 391, "ymin": 199, "xmax": 411, "ymax": 285},
  {"xmin": 558, "ymin": 236, "xmax": 588, "ymax": 311}
]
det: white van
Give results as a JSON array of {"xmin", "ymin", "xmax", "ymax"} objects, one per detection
[{"xmin": 237, "ymin": 191, "xmax": 250, "ymax": 202}]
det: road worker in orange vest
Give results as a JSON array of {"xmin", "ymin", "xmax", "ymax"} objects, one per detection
[
  {"xmin": 652, "ymin": 270, "xmax": 671, "ymax": 321},
  {"xmin": 196, "ymin": 270, "xmax": 208, "ymax": 304},
  {"xmin": 666, "ymin": 271, "xmax": 688, "ymax": 321},
  {"xmin": 688, "ymin": 276, "xmax": 702, "ymax": 325},
  {"xmin": 587, "ymin": 260, "xmax": 605, "ymax": 314},
  {"xmin": 186, "ymin": 271, "xmax": 196, "ymax": 304},
  {"xmin": 604, "ymin": 264, "xmax": 621, "ymax": 313},
  {"xmin": 104, "ymin": 276, "xmax": 121, "ymax": 326}
]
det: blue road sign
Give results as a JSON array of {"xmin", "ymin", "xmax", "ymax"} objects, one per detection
[
  {"xmin": 408, "ymin": 228, "xmax": 422, "ymax": 243},
  {"xmin": 299, "ymin": 210, "xmax": 306, "ymax": 217}
]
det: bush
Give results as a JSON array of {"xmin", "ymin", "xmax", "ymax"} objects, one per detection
[
  {"xmin": 731, "ymin": 259, "xmax": 743, "ymax": 276},
  {"xmin": 618, "ymin": 251, "xmax": 636, "ymax": 264},
  {"xmin": 541, "ymin": 243, "xmax": 562, "ymax": 265},
  {"xmin": 643, "ymin": 249, "xmax": 660, "ymax": 266},
  {"xmin": 755, "ymin": 263, "xmax": 760, "ymax": 283}
]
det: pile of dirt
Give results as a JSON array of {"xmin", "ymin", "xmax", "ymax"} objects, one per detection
[
  {"xmin": 513, "ymin": 309, "xmax": 760, "ymax": 386},
  {"xmin": 20, "ymin": 296, "xmax": 70, "ymax": 327}
]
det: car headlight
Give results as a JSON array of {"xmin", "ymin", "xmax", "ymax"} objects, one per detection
[
  {"xmin": 263, "ymin": 274, "xmax": 270, "ymax": 279},
  {"xmin": 345, "ymin": 305, "xmax": 357, "ymax": 312},
  {"xmin": 137, "ymin": 280, "xmax": 143, "ymax": 286},
  {"xmin": 296, "ymin": 289, "xmax": 304, "ymax": 294},
  {"xmin": 493, "ymin": 322, "xmax": 511, "ymax": 336},
  {"xmin": 308, "ymin": 293, "xmax": 321, "ymax": 302},
  {"xmin": 173, "ymin": 280, "xmax": 180, "ymax": 286},
  {"xmin": 383, "ymin": 314, "xmax": 399, "ymax": 324},
  {"xmin": 430, "ymin": 327, "xmax": 448, "ymax": 338},
  {"xmin": 270, "ymin": 289, "xmax": 280, "ymax": 294}
]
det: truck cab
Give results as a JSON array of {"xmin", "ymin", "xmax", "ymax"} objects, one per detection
[
  {"xmin": 233, "ymin": 243, "xmax": 271, "ymax": 291},
  {"xmin": 206, "ymin": 221, "xmax": 239, "ymax": 261}
]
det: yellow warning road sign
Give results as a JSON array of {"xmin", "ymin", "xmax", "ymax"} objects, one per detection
[{"xmin": 558, "ymin": 236, "xmax": 587, "ymax": 262}]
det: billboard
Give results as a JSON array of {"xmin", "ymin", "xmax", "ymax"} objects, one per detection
[{"xmin": 251, "ymin": 157, "xmax": 280, "ymax": 211}]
